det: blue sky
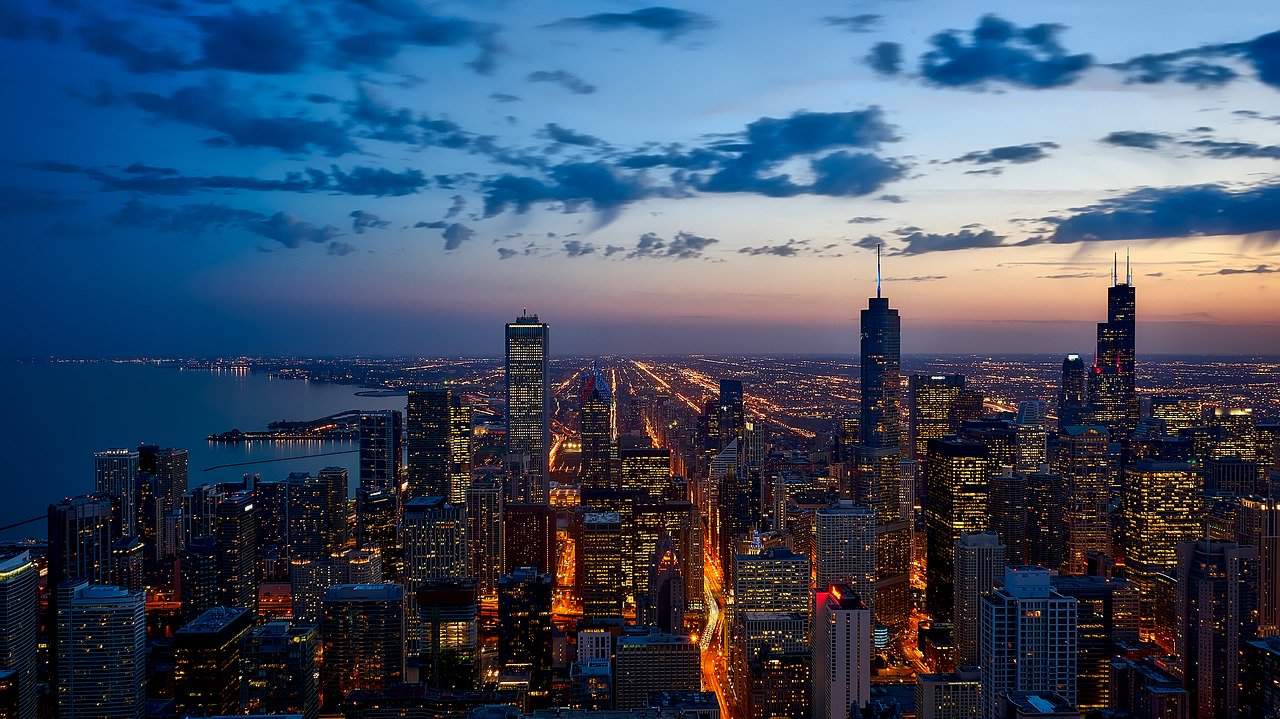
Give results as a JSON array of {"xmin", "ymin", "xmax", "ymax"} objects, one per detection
[{"xmin": 4, "ymin": 0, "xmax": 1280, "ymax": 356}]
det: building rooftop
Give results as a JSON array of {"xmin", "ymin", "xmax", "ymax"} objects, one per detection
[
  {"xmin": 324, "ymin": 583, "xmax": 404, "ymax": 602},
  {"xmin": 177, "ymin": 606, "xmax": 250, "ymax": 634}
]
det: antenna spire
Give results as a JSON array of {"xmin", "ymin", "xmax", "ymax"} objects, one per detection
[
  {"xmin": 1126, "ymin": 248, "xmax": 1132, "ymax": 285},
  {"xmin": 876, "ymin": 243, "xmax": 882, "ymax": 298},
  {"xmin": 1112, "ymin": 253, "xmax": 1117, "ymax": 287}
]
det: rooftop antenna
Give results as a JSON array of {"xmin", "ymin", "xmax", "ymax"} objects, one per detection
[
  {"xmin": 1112, "ymin": 253, "xmax": 1117, "ymax": 287},
  {"xmin": 876, "ymin": 243, "xmax": 882, "ymax": 299},
  {"xmin": 1126, "ymin": 248, "xmax": 1132, "ymax": 285}
]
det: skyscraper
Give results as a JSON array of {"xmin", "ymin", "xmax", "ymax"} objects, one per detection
[
  {"xmin": 953, "ymin": 533, "xmax": 1005, "ymax": 667},
  {"xmin": 860, "ymin": 248, "xmax": 902, "ymax": 449},
  {"xmin": 718, "ymin": 378, "xmax": 746, "ymax": 449},
  {"xmin": 320, "ymin": 584, "xmax": 406, "ymax": 709},
  {"xmin": 925, "ymin": 438, "xmax": 990, "ymax": 620},
  {"xmin": 243, "ymin": 621, "xmax": 319, "ymax": 719},
  {"xmin": 415, "ymin": 580, "xmax": 479, "ymax": 690},
  {"xmin": 359, "ymin": 410, "xmax": 403, "ymax": 494},
  {"xmin": 579, "ymin": 511, "xmax": 624, "ymax": 620},
  {"xmin": 614, "ymin": 631, "xmax": 701, "ymax": 710},
  {"xmin": 136, "ymin": 445, "xmax": 188, "ymax": 514},
  {"xmin": 173, "ymin": 606, "xmax": 254, "ymax": 718},
  {"xmin": 0, "ymin": 552, "xmax": 37, "ymax": 719},
  {"xmin": 1123, "ymin": 460, "xmax": 1202, "ymax": 616},
  {"xmin": 465, "ymin": 478, "xmax": 504, "ymax": 600},
  {"xmin": 909, "ymin": 374, "xmax": 965, "ymax": 463},
  {"xmin": 851, "ymin": 445, "xmax": 912, "ymax": 633},
  {"xmin": 1237, "ymin": 495, "xmax": 1280, "ymax": 636},
  {"xmin": 355, "ymin": 485, "xmax": 399, "ymax": 578},
  {"xmin": 815, "ymin": 501, "xmax": 877, "ymax": 613},
  {"xmin": 94, "ymin": 448, "xmax": 140, "ymax": 537},
  {"xmin": 406, "ymin": 386, "xmax": 451, "ymax": 499},
  {"xmin": 1057, "ymin": 425, "xmax": 1112, "ymax": 574},
  {"xmin": 213, "ymin": 488, "xmax": 258, "ymax": 610},
  {"xmin": 979, "ymin": 567, "xmax": 1079, "ymax": 719},
  {"xmin": 506, "ymin": 313, "xmax": 550, "ymax": 502},
  {"xmin": 1057, "ymin": 355, "xmax": 1087, "ymax": 431},
  {"xmin": 1088, "ymin": 258, "xmax": 1138, "ymax": 440},
  {"xmin": 497, "ymin": 568, "xmax": 553, "ymax": 690},
  {"xmin": 402, "ymin": 496, "xmax": 470, "ymax": 587},
  {"xmin": 287, "ymin": 470, "xmax": 346, "ymax": 560},
  {"xmin": 620, "ymin": 448, "xmax": 672, "ymax": 501},
  {"xmin": 813, "ymin": 584, "xmax": 873, "ymax": 717},
  {"xmin": 1176, "ymin": 540, "xmax": 1260, "ymax": 719},
  {"xmin": 503, "ymin": 503, "xmax": 556, "ymax": 576},
  {"xmin": 579, "ymin": 367, "xmax": 614, "ymax": 491},
  {"xmin": 448, "ymin": 391, "xmax": 473, "ymax": 503},
  {"xmin": 55, "ymin": 581, "xmax": 147, "ymax": 719},
  {"xmin": 1050, "ymin": 575, "xmax": 1139, "ymax": 711}
]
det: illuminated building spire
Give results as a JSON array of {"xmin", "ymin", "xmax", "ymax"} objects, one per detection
[{"xmin": 876, "ymin": 242, "xmax": 882, "ymax": 298}]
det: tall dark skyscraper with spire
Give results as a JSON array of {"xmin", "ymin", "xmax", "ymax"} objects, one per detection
[
  {"xmin": 1088, "ymin": 253, "xmax": 1138, "ymax": 440},
  {"xmin": 1058, "ymin": 354, "xmax": 1087, "ymax": 430},
  {"xmin": 860, "ymin": 245, "xmax": 902, "ymax": 449}
]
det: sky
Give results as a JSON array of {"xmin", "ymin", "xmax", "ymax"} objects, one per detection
[{"xmin": 3, "ymin": 0, "xmax": 1280, "ymax": 357}]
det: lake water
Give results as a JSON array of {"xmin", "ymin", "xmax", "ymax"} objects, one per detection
[{"xmin": 0, "ymin": 362, "xmax": 406, "ymax": 539}]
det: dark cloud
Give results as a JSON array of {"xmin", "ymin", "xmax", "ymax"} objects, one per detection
[
  {"xmin": 544, "ymin": 7, "xmax": 713, "ymax": 41},
  {"xmin": 1, "ymin": 0, "xmax": 60, "ymax": 42},
  {"xmin": 807, "ymin": 152, "xmax": 908, "ymax": 197},
  {"xmin": 490, "ymin": 92, "xmax": 521, "ymax": 103},
  {"xmin": 326, "ymin": 241, "xmax": 357, "ymax": 256},
  {"xmin": 482, "ymin": 162, "xmax": 659, "ymax": 223},
  {"xmin": 442, "ymin": 222, "xmax": 474, "ymax": 250},
  {"xmin": 415, "ymin": 220, "xmax": 446, "ymax": 229},
  {"xmin": 603, "ymin": 245, "xmax": 627, "ymax": 257},
  {"xmin": 527, "ymin": 70, "xmax": 596, "ymax": 95},
  {"xmin": 617, "ymin": 145, "xmax": 725, "ymax": 170},
  {"xmin": 306, "ymin": 93, "xmax": 338, "ymax": 104},
  {"xmin": 539, "ymin": 123, "xmax": 606, "ymax": 147},
  {"xmin": 350, "ymin": 210, "xmax": 389, "ymax": 234},
  {"xmin": 878, "ymin": 194, "xmax": 906, "ymax": 203},
  {"xmin": 1039, "ymin": 272, "xmax": 1102, "ymax": 279},
  {"xmin": 1202, "ymin": 264, "xmax": 1279, "ymax": 275},
  {"xmin": 112, "ymin": 198, "xmax": 263, "ymax": 235},
  {"xmin": 333, "ymin": 2, "xmax": 501, "ymax": 74},
  {"xmin": 1046, "ymin": 181, "xmax": 1280, "ymax": 246},
  {"xmin": 129, "ymin": 81, "xmax": 357, "ymax": 156},
  {"xmin": 825, "ymin": 14, "xmax": 881, "ymax": 34},
  {"xmin": 1100, "ymin": 131, "xmax": 1173, "ymax": 150},
  {"xmin": 867, "ymin": 228, "xmax": 1007, "ymax": 255},
  {"xmin": 79, "ymin": 17, "xmax": 189, "ymax": 73},
  {"xmin": 1180, "ymin": 138, "xmax": 1280, "ymax": 160},
  {"xmin": 866, "ymin": 42, "xmax": 902, "ymax": 75},
  {"xmin": 194, "ymin": 8, "xmax": 308, "ymax": 74},
  {"xmin": 1107, "ymin": 29, "xmax": 1280, "ymax": 90},
  {"xmin": 948, "ymin": 141, "xmax": 1058, "ymax": 165},
  {"xmin": 848, "ymin": 216, "xmax": 886, "ymax": 224},
  {"xmin": 562, "ymin": 239, "xmax": 596, "ymax": 257},
  {"xmin": 444, "ymin": 195, "xmax": 466, "ymax": 219},
  {"xmin": 877, "ymin": 15, "xmax": 1093, "ymax": 89},
  {"xmin": 1234, "ymin": 110, "xmax": 1280, "ymax": 124},
  {"xmin": 695, "ymin": 108, "xmax": 903, "ymax": 197},
  {"xmin": 627, "ymin": 231, "xmax": 718, "ymax": 259},
  {"xmin": 738, "ymin": 239, "xmax": 810, "ymax": 257},
  {"xmin": 497, "ymin": 247, "xmax": 518, "ymax": 259},
  {"xmin": 250, "ymin": 212, "xmax": 340, "ymax": 248},
  {"xmin": 40, "ymin": 162, "xmax": 429, "ymax": 197}
]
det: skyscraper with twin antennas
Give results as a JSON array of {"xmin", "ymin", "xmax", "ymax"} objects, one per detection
[{"xmin": 1088, "ymin": 251, "xmax": 1138, "ymax": 441}]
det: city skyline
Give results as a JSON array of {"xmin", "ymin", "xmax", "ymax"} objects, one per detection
[{"xmin": 4, "ymin": 1, "xmax": 1280, "ymax": 356}]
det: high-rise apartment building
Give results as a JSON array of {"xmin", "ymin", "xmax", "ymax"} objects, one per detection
[
  {"xmin": 979, "ymin": 567, "xmax": 1078, "ymax": 719},
  {"xmin": 94, "ymin": 448, "xmax": 140, "ymax": 537},
  {"xmin": 56, "ymin": 581, "xmax": 146, "ymax": 719},
  {"xmin": 620, "ymin": 448, "xmax": 672, "ymax": 501},
  {"xmin": 320, "ymin": 584, "xmax": 406, "ymax": 709},
  {"xmin": 506, "ymin": 313, "xmax": 550, "ymax": 502},
  {"xmin": 402, "ymin": 496, "xmax": 470, "ymax": 587},
  {"xmin": 213, "ymin": 488, "xmax": 258, "ymax": 610},
  {"xmin": 0, "ymin": 552, "xmax": 37, "ymax": 719},
  {"xmin": 1058, "ymin": 355, "xmax": 1087, "ymax": 431},
  {"xmin": 497, "ymin": 568, "xmax": 553, "ymax": 690},
  {"xmin": 953, "ymin": 533, "xmax": 1005, "ymax": 667},
  {"xmin": 407, "ymin": 386, "xmax": 451, "ymax": 499},
  {"xmin": 813, "ymin": 584, "xmax": 873, "ymax": 717},
  {"xmin": 504, "ymin": 503, "xmax": 556, "ymax": 576},
  {"xmin": 243, "ymin": 621, "xmax": 319, "ymax": 719},
  {"xmin": 579, "ymin": 511, "xmax": 624, "ymax": 620},
  {"xmin": 174, "ymin": 607, "xmax": 254, "ymax": 717},
  {"xmin": 465, "ymin": 478, "xmax": 504, "ymax": 600},
  {"xmin": 815, "ymin": 501, "xmax": 877, "ymax": 612},
  {"xmin": 1123, "ymin": 460, "xmax": 1202, "ymax": 610},
  {"xmin": 1176, "ymin": 541, "xmax": 1260, "ymax": 719},
  {"xmin": 359, "ymin": 410, "xmax": 403, "ymax": 494},
  {"xmin": 910, "ymin": 374, "xmax": 965, "ymax": 463}
]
